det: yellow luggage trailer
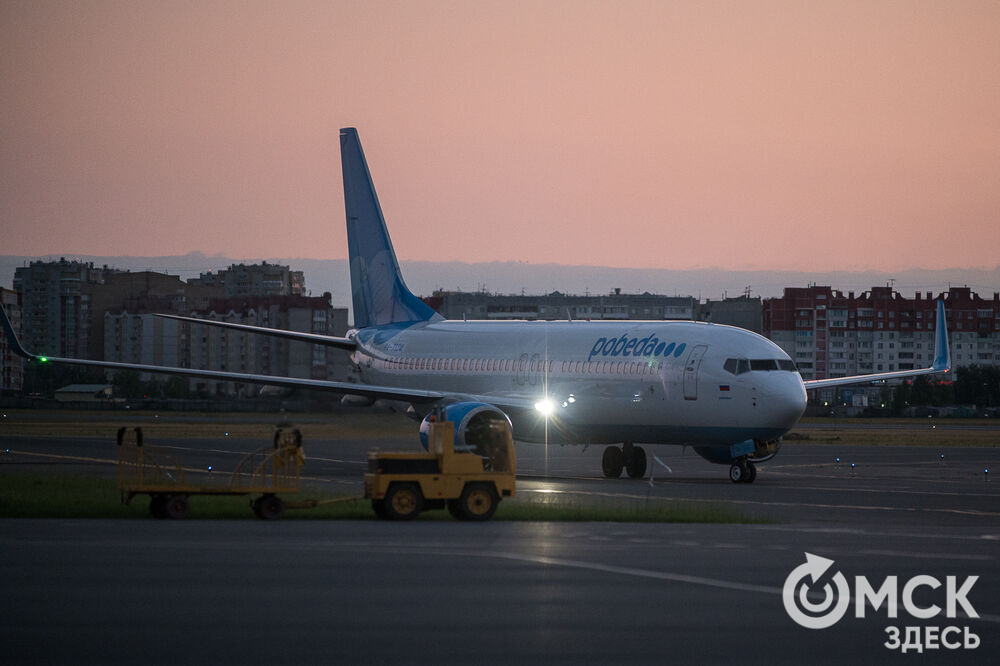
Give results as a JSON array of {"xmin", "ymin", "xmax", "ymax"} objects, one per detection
[{"xmin": 117, "ymin": 426, "xmax": 305, "ymax": 520}]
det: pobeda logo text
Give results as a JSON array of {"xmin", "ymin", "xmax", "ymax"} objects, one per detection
[
  {"xmin": 588, "ymin": 336, "xmax": 686, "ymax": 362},
  {"xmin": 783, "ymin": 553, "xmax": 981, "ymax": 653}
]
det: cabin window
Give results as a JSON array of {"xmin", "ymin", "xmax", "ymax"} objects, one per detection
[
  {"xmin": 737, "ymin": 359, "xmax": 750, "ymax": 374},
  {"xmin": 778, "ymin": 359, "xmax": 797, "ymax": 372},
  {"xmin": 724, "ymin": 358, "xmax": 739, "ymax": 375},
  {"xmin": 750, "ymin": 359, "xmax": 778, "ymax": 371}
]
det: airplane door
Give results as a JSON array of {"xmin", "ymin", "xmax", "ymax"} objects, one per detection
[{"xmin": 683, "ymin": 345, "xmax": 708, "ymax": 400}]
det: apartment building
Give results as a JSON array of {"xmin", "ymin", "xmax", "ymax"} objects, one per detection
[
  {"xmin": 0, "ymin": 287, "xmax": 23, "ymax": 391},
  {"xmin": 763, "ymin": 285, "xmax": 1000, "ymax": 403}
]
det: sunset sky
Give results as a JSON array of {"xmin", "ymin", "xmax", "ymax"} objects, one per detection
[{"xmin": 2, "ymin": 1, "xmax": 998, "ymax": 272}]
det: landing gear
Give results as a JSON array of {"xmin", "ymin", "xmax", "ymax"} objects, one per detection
[
  {"xmin": 624, "ymin": 443, "xmax": 647, "ymax": 479},
  {"xmin": 602, "ymin": 446, "xmax": 624, "ymax": 478},
  {"xmin": 602, "ymin": 443, "xmax": 647, "ymax": 479},
  {"xmin": 729, "ymin": 459, "xmax": 756, "ymax": 484}
]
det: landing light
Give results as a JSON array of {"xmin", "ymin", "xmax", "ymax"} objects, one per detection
[{"xmin": 534, "ymin": 399, "xmax": 555, "ymax": 416}]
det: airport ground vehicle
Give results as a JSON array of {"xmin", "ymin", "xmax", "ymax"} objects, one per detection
[
  {"xmin": 117, "ymin": 426, "xmax": 304, "ymax": 519},
  {"xmin": 364, "ymin": 415, "xmax": 516, "ymax": 521}
]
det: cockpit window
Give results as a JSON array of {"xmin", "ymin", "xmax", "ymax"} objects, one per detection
[
  {"xmin": 724, "ymin": 358, "xmax": 752, "ymax": 375},
  {"xmin": 728, "ymin": 358, "xmax": 798, "ymax": 373}
]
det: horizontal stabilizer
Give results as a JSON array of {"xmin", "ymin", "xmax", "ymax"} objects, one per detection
[{"xmin": 154, "ymin": 314, "xmax": 356, "ymax": 351}]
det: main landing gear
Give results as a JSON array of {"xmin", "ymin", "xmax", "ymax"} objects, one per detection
[
  {"xmin": 729, "ymin": 458, "xmax": 757, "ymax": 484},
  {"xmin": 602, "ymin": 442, "xmax": 647, "ymax": 479}
]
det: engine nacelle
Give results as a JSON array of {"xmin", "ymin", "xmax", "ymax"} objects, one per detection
[
  {"xmin": 693, "ymin": 439, "xmax": 782, "ymax": 465},
  {"xmin": 419, "ymin": 402, "xmax": 513, "ymax": 453}
]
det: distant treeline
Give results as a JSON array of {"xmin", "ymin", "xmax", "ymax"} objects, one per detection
[{"xmin": 891, "ymin": 365, "xmax": 1000, "ymax": 412}]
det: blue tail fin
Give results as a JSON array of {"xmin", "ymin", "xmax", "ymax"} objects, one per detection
[{"xmin": 340, "ymin": 128, "xmax": 441, "ymax": 329}]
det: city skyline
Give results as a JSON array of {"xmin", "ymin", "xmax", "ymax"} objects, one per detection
[{"xmin": 2, "ymin": 2, "xmax": 999, "ymax": 271}]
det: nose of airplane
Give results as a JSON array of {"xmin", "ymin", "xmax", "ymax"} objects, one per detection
[{"xmin": 760, "ymin": 372, "xmax": 808, "ymax": 430}]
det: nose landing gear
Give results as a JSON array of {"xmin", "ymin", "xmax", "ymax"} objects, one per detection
[
  {"xmin": 602, "ymin": 442, "xmax": 647, "ymax": 479},
  {"xmin": 729, "ymin": 458, "xmax": 757, "ymax": 483}
]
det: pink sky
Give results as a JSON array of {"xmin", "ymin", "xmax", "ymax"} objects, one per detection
[{"xmin": 2, "ymin": 1, "xmax": 998, "ymax": 272}]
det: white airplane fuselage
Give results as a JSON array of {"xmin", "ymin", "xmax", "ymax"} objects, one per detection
[{"xmin": 351, "ymin": 319, "xmax": 808, "ymax": 447}]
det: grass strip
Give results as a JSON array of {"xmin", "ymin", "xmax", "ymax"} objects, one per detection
[{"xmin": 0, "ymin": 472, "xmax": 760, "ymax": 523}]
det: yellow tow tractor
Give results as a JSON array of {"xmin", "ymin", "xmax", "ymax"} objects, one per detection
[{"xmin": 364, "ymin": 406, "xmax": 516, "ymax": 521}]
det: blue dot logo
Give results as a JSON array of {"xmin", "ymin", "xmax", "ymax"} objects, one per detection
[{"xmin": 673, "ymin": 343, "xmax": 686, "ymax": 357}]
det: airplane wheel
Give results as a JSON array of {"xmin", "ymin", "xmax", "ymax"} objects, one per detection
[
  {"xmin": 626, "ymin": 445, "xmax": 647, "ymax": 479},
  {"xmin": 456, "ymin": 483, "xmax": 498, "ymax": 521},
  {"xmin": 384, "ymin": 483, "xmax": 423, "ymax": 521},
  {"xmin": 745, "ymin": 461, "xmax": 757, "ymax": 484},
  {"xmin": 602, "ymin": 446, "xmax": 624, "ymax": 478},
  {"xmin": 729, "ymin": 463, "xmax": 744, "ymax": 483}
]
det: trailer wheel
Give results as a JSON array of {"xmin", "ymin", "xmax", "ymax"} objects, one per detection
[
  {"xmin": 371, "ymin": 499, "xmax": 389, "ymax": 519},
  {"xmin": 456, "ymin": 483, "xmax": 499, "ymax": 521},
  {"xmin": 256, "ymin": 494, "xmax": 284, "ymax": 520},
  {"xmin": 165, "ymin": 495, "xmax": 189, "ymax": 520},
  {"xmin": 150, "ymin": 494, "xmax": 168, "ymax": 519},
  {"xmin": 384, "ymin": 483, "xmax": 423, "ymax": 521}
]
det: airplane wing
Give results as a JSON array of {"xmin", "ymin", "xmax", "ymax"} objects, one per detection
[
  {"xmin": 0, "ymin": 304, "xmax": 440, "ymax": 403},
  {"xmin": 802, "ymin": 300, "xmax": 951, "ymax": 390},
  {"xmin": 153, "ymin": 313, "xmax": 356, "ymax": 351}
]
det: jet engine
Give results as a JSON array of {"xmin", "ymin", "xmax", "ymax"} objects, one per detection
[{"xmin": 419, "ymin": 402, "xmax": 514, "ymax": 470}]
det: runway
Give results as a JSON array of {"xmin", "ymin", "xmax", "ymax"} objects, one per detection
[
  {"xmin": 1, "ymin": 520, "xmax": 996, "ymax": 664},
  {"xmin": 2, "ymin": 424, "xmax": 999, "ymax": 663}
]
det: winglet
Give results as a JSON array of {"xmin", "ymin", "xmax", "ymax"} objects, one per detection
[
  {"xmin": 932, "ymin": 300, "xmax": 950, "ymax": 373},
  {"xmin": 0, "ymin": 304, "xmax": 37, "ymax": 360}
]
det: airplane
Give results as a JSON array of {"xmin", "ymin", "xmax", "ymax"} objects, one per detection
[{"xmin": 0, "ymin": 127, "xmax": 952, "ymax": 483}]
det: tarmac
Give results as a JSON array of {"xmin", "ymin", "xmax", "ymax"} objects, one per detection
[{"xmin": 2, "ymin": 423, "xmax": 999, "ymax": 664}]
